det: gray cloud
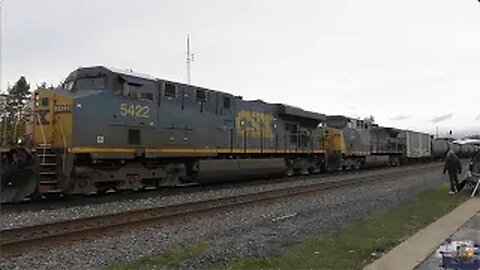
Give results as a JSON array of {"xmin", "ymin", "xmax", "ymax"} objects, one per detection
[
  {"xmin": 391, "ymin": 115, "xmax": 410, "ymax": 121},
  {"xmin": 431, "ymin": 114, "xmax": 453, "ymax": 123},
  {"xmin": 476, "ymin": 115, "xmax": 480, "ymax": 121},
  {"xmin": 2, "ymin": 0, "xmax": 480, "ymax": 132}
]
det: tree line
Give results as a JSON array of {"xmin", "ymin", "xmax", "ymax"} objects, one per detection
[{"xmin": 1, "ymin": 77, "xmax": 36, "ymax": 146}]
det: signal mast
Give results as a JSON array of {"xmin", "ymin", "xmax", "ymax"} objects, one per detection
[{"xmin": 186, "ymin": 34, "xmax": 194, "ymax": 85}]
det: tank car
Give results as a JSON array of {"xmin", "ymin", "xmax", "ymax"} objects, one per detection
[
  {"xmin": 431, "ymin": 138, "xmax": 450, "ymax": 159},
  {"xmin": 459, "ymin": 143, "xmax": 476, "ymax": 158},
  {"xmin": 431, "ymin": 138, "xmax": 477, "ymax": 159}
]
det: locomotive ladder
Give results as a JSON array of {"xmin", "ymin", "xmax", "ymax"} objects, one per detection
[{"xmin": 36, "ymin": 144, "xmax": 61, "ymax": 193}]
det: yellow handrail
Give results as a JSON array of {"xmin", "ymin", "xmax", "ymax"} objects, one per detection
[
  {"xmin": 35, "ymin": 112, "xmax": 48, "ymax": 164},
  {"xmin": 55, "ymin": 115, "xmax": 68, "ymax": 173}
]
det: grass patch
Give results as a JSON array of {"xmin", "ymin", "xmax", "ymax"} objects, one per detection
[
  {"xmin": 105, "ymin": 241, "xmax": 210, "ymax": 270},
  {"xmin": 212, "ymin": 183, "xmax": 469, "ymax": 270}
]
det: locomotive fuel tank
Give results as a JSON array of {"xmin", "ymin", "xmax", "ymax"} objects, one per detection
[{"xmin": 194, "ymin": 158, "xmax": 288, "ymax": 183}]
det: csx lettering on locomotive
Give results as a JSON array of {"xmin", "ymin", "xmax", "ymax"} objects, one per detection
[{"xmin": 235, "ymin": 110, "xmax": 275, "ymax": 139}]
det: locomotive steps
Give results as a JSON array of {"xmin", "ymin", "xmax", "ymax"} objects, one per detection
[{"xmin": 0, "ymin": 164, "xmax": 440, "ymax": 257}]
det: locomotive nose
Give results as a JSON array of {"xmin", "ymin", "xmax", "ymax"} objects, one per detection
[{"xmin": 32, "ymin": 89, "xmax": 73, "ymax": 148}]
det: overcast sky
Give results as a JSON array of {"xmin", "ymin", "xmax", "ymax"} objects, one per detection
[{"xmin": 1, "ymin": 0, "xmax": 479, "ymax": 137}]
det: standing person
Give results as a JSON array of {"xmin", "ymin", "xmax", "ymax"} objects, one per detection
[{"xmin": 443, "ymin": 147, "xmax": 462, "ymax": 194}]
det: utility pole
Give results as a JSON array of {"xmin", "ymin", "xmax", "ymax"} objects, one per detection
[{"xmin": 186, "ymin": 34, "xmax": 194, "ymax": 85}]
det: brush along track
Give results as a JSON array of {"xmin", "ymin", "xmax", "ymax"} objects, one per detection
[{"xmin": 0, "ymin": 164, "xmax": 438, "ymax": 257}]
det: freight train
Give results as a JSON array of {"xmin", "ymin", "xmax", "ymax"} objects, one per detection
[
  {"xmin": 431, "ymin": 137, "xmax": 478, "ymax": 159},
  {"xmin": 0, "ymin": 66, "xmax": 475, "ymax": 203}
]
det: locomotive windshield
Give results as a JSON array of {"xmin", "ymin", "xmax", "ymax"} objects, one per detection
[
  {"xmin": 63, "ymin": 76, "xmax": 107, "ymax": 91},
  {"xmin": 63, "ymin": 80, "xmax": 74, "ymax": 90},
  {"xmin": 74, "ymin": 76, "xmax": 107, "ymax": 90}
]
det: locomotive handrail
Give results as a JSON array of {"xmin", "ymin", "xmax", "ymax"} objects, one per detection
[
  {"xmin": 54, "ymin": 115, "xmax": 67, "ymax": 173},
  {"xmin": 35, "ymin": 112, "xmax": 48, "ymax": 164},
  {"xmin": 12, "ymin": 115, "xmax": 20, "ymax": 144}
]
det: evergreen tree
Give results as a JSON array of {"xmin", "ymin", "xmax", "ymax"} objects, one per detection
[
  {"xmin": 1, "ymin": 77, "xmax": 31, "ymax": 144},
  {"xmin": 0, "ymin": 92, "xmax": 9, "ymax": 145},
  {"xmin": 9, "ymin": 76, "xmax": 31, "ymax": 116}
]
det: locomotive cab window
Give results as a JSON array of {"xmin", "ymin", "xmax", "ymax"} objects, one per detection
[
  {"xmin": 122, "ymin": 83, "xmax": 140, "ymax": 99},
  {"xmin": 117, "ymin": 76, "xmax": 155, "ymax": 100}
]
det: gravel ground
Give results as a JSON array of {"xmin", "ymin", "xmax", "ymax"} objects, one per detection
[
  {"xmin": 1, "ymin": 164, "xmax": 452, "ymax": 270},
  {"xmin": 0, "ymin": 164, "xmax": 439, "ymax": 230}
]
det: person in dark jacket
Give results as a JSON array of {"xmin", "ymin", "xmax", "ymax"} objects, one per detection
[{"xmin": 443, "ymin": 148, "xmax": 462, "ymax": 194}]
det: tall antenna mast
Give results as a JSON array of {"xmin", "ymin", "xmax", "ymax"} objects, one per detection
[{"xmin": 186, "ymin": 34, "xmax": 194, "ymax": 84}]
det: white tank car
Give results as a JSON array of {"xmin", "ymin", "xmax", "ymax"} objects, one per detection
[{"xmin": 431, "ymin": 137, "xmax": 470, "ymax": 159}]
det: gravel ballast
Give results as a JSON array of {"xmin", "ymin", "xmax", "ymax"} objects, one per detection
[{"xmin": 0, "ymin": 164, "xmax": 454, "ymax": 269}]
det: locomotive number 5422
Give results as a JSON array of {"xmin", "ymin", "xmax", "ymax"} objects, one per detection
[{"xmin": 119, "ymin": 103, "xmax": 150, "ymax": 118}]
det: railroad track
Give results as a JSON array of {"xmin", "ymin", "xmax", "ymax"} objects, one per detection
[
  {"xmin": 1, "ymin": 162, "xmax": 442, "ymax": 214},
  {"xmin": 0, "ymin": 164, "xmax": 440, "ymax": 257}
]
